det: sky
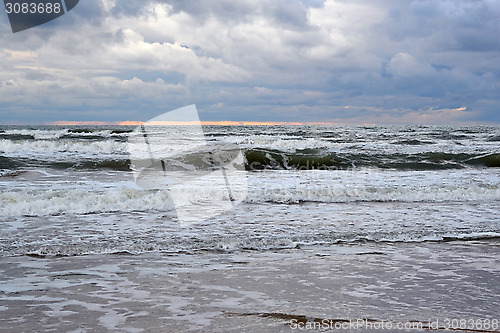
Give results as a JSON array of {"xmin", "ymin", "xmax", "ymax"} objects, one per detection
[{"xmin": 0, "ymin": 0, "xmax": 499, "ymax": 125}]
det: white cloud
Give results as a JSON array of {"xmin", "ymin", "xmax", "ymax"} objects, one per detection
[{"xmin": 387, "ymin": 52, "xmax": 433, "ymax": 77}]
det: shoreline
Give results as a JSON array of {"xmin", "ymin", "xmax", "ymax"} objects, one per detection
[{"xmin": 1, "ymin": 241, "xmax": 499, "ymax": 332}]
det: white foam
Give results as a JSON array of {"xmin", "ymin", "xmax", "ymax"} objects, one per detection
[
  {"xmin": 0, "ymin": 179, "xmax": 247, "ymax": 217},
  {"xmin": 67, "ymin": 130, "xmax": 114, "ymax": 138},
  {"xmin": 0, "ymin": 170, "xmax": 23, "ymax": 177},
  {"xmin": 0, "ymin": 139, "xmax": 128, "ymax": 158},
  {"xmin": 0, "ymin": 188, "xmax": 174, "ymax": 217},
  {"xmin": 1, "ymin": 170, "xmax": 498, "ymax": 217},
  {"xmin": 246, "ymin": 169, "xmax": 500, "ymax": 203},
  {"xmin": 3, "ymin": 129, "xmax": 69, "ymax": 140},
  {"xmin": 220, "ymin": 132, "xmax": 497, "ymax": 155},
  {"xmin": 247, "ymin": 182, "xmax": 500, "ymax": 203}
]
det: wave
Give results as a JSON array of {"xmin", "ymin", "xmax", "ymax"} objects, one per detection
[
  {"xmin": 0, "ymin": 133, "xmax": 36, "ymax": 140},
  {"xmin": 1, "ymin": 149, "xmax": 499, "ymax": 172},
  {"xmin": 6, "ymin": 229, "xmax": 500, "ymax": 258},
  {"xmin": 488, "ymin": 135, "xmax": 500, "ymax": 142},
  {"xmin": 244, "ymin": 149, "xmax": 500, "ymax": 170},
  {"xmin": 246, "ymin": 181, "xmax": 500, "ymax": 204},
  {"xmin": 73, "ymin": 159, "xmax": 132, "ymax": 171},
  {"xmin": 0, "ymin": 139, "xmax": 128, "ymax": 156},
  {"xmin": 0, "ymin": 156, "xmax": 131, "ymax": 171},
  {"xmin": 0, "ymin": 169, "xmax": 24, "ymax": 177},
  {"xmin": 0, "ymin": 129, "xmax": 69, "ymax": 140},
  {"xmin": 0, "ymin": 155, "xmax": 21, "ymax": 170},
  {"xmin": 1, "ymin": 179, "xmax": 498, "ymax": 217},
  {"xmin": 0, "ymin": 128, "xmax": 132, "ymax": 141},
  {"xmin": 0, "ymin": 124, "xmax": 498, "ymax": 172},
  {"xmin": 465, "ymin": 153, "xmax": 500, "ymax": 167},
  {"xmin": 0, "ymin": 188, "xmax": 175, "ymax": 217},
  {"xmin": 391, "ymin": 139, "xmax": 436, "ymax": 145}
]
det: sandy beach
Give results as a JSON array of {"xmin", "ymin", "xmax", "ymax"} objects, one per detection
[{"xmin": 1, "ymin": 240, "xmax": 499, "ymax": 332}]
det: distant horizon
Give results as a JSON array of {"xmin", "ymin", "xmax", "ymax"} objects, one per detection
[{"xmin": 1, "ymin": 120, "xmax": 499, "ymax": 127}]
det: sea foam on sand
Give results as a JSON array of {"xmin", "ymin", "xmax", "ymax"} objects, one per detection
[{"xmin": 1, "ymin": 241, "xmax": 499, "ymax": 332}]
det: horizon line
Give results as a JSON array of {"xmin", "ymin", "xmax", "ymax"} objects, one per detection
[{"xmin": 48, "ymin": 121, "xmax": 343, "ymax": 126}]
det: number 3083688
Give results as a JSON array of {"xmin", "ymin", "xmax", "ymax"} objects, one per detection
[{"xmin": 5, "ymin": 2, "xmax": 62, "ymax": 14}]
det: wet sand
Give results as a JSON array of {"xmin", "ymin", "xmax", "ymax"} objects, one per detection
[{"xmin": 1, "ymin": 241, "xmax": 499, "ymax": 332}]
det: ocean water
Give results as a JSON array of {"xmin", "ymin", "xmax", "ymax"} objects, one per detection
[{"xmin": 0, "ymin": 125, "xmax": 499, "ymax": 332}]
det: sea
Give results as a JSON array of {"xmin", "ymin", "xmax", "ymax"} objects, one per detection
[{"xmin": 0, "ymin": 124, "xmax": 499, "ymax": 332}]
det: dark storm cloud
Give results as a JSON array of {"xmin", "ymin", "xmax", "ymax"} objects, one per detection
[
  {"xmin": 0, "ymin": 0, "xmax": 499, "ymax": 124},
  {"xmin": 108, "ymin": 1, "xmax": 151, "ymax": 18},
  {"xmin": 269, "ymin": 1, "xmax": 310, "ymax": 29},
  {"xmin": 69, "ymin": 0, "xmax": 107, "ymax": 20},
  {"xmin": 149, "ymin": 0, "xmax": 256, "ymax": 22},
  {"xmin": 151, "ymin": 0, "xmax": 313, "ymax": 31}
]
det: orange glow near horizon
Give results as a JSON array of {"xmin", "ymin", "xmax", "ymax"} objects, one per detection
[
  {"xmin": 51, "ymin": 121, "xmax": 110, "ymax": 126},
  {"xmin": 49, "ymin": 120, "xmax": 340, "ymax": 126},
  {"xmin": 118, "ymin": 121, "xmax": 309, "ymax": 126}
]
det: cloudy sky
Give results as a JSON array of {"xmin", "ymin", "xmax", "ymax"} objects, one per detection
[{"xmin": 0, "ymin": 0, "xmax": 499, "ymax": 124}]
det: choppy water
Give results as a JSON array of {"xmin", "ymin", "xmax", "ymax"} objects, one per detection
[{"xmin": 0, "ymin": 125, "xmax": 499, "ymax": 257}]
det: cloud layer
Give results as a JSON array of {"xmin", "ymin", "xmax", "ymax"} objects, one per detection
[{"xmin": 0, "ymin": 0, "xmax": 499, "ymax": 124}]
